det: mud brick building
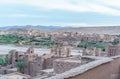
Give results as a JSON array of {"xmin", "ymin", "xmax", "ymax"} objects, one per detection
[
  {"xmin": 8, "ymin": 47, "xmax": 72, "ymax": 77},
  {"xmin": 83, "ymin": 47, "xmax": 102, "ymax": 56},
  {"xmin": 107, "ymin": 44, "xmax": 120, "ymax": 57}
]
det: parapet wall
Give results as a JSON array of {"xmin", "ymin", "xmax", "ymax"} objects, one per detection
[
  {"xmin": 44, "ymin": 56, "xmax": 120, "ymax": 79},
  {"xmin": 65, "ymin": 56, "xmax": 120, "ymax": 79},
  {"xmin": 66, "ymin": 61, "xmax": 112, "ymax": 79},
  {"xmin": 110, "ymin": 56, "xmax": 120, "ymax": 79}
]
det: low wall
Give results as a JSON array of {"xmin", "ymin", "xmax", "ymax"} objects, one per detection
[
  {"xmin": 66, "ymin": 56, "xmax": 120, "ymax": 79},
  {"xmin": 66, "ymin": 62, "xmax": 111, "ymax": 79},
  {"xmin": 110, "ymin": 56, "xmax": 120, "ymax": 79}
]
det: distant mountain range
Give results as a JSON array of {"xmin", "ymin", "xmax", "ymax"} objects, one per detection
[
  {"xmin": 0, "ymin": 25, "xmax": 120, "ymax": 35},
  {"xmin": 0, "ymin": 25, "xmax": 62, "ymax": 30}
]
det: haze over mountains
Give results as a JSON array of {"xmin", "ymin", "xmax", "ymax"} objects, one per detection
[
  {"xmin": 0, "ymin": 25, "xmax": 120, "ymax": 35},
  {"xmin": 0, "ymin": 25, "xmax": 61, "ymax": 30}
]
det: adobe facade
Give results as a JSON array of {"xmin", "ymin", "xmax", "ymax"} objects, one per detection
[
  {"xmin": 107, "ymin": 44, "xmax": 120, "ymax": 57},
  {"xmin": 83, "ymin": 47, "xmax": 102, "ymax": 56}
]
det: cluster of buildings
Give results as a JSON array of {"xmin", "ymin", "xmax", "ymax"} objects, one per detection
[
  {"xmin": 50, "ymin": 32, "xmax": 117, "ymax": 46},
  {"xmin": 82, "ymin": 43, "xmax": 120, "ymax": 57},
  {"xmin": 81, "ymin": 34, "xmax": 117, "ymax": 42},
  {"xmin": 0, "ymin": 43, "xmax": 120, "ymax": 79},
  {"xmin": 0, "ymin": 46, "xmax": 90, "ymax": 79},
  {"xmin": 0, "ymin": 30, "xmax": 120, "ymax": 79},
  {"xmin": 1, "ymin": 42, "xmax": 120, "ymax": 79},
  {"xmin": 0, "ymin": 29, "xmax": 118, "ymax": 47}
]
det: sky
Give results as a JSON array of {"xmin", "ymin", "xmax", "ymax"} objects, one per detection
[{"xmin": 0, "ymin": 0, "xmax": 120, "ymax": 27}]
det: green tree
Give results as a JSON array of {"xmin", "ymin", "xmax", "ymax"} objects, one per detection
[
  {"xmin": 16, "ymin": 58, "xmax": 24, "ymax": 72},
  {"xmin": 112, "ymin": 39, "xmax": 119, "ymax": 45},
  {"xmin": 0, "ymin": 55, "xmax": 8, "ymax": 65}
]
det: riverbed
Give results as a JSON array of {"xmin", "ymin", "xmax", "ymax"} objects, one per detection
[{"xmin": 0, "ymin": 45, "xmax": 82, "ymax": 55}]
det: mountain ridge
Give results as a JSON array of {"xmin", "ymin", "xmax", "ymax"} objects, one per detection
[{"xmin": 0, "ymin": 25, "xmax": 120, "ymax": 34}]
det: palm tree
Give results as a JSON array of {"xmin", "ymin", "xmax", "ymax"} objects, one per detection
[{"xmin": 16, "ymin": 58, "xmax": 24, "ymax": 73}]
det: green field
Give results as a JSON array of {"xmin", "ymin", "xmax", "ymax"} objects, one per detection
[
  {"xmin": 0, "ymin": 34, "xmax": 27, "ymax": 44},
  {"xmin": 0, "ymin": 34, "xmax": 60, "ymax": 47},
  {"xmin": 78, "ymin": 41, "xmax": 108, "ymax": 51}
]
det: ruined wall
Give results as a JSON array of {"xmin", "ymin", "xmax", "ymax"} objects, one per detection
[{"xmin": 42, "ymin": 57, "xmax": 61, "ymax": 69}]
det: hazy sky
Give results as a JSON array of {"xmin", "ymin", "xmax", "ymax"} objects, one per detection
[{"xmin": 0, "ymin": 0, "xmax": 120, "ymax": 27}]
